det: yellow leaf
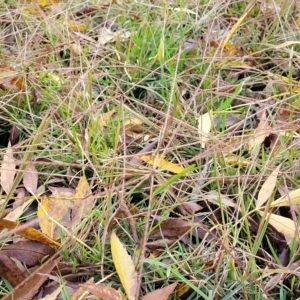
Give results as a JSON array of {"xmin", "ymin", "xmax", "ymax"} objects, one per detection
[
  {"xmin": 271, "ymin": 188, "xmax": 300, "ymax": 207},
  {"xmin": 38, "ymin": 177, "xmax": 93, "ymax": 239},
  {"xmin": 226, "ymin": 155, "xmax": 251, "ymax": 166},
  {"xmin": 259, "ymin": 212, "xmax": 299, "ymax": 241},
  {"xmin": 0, "ymin": 142, "xmax": 16, "ymax": 194},
  {"xmin": 38, "ymin": 195, "xmax": 71, "ymax": 239},
  {"xmin": 248, "ymin": 110, "xmax": 271, "ymax": 152},
  {"xmin": 90, "ymin": 109, "xmax": 116, "ymax": 132},
  {"xmin": 0, "ymin": 218, "xmax": 60, "ymax": 248},
  {"xmin": 220, "ymin": 0, "xmax": 255, "ymax": 56},
  {"xmin": 140, "ymin": 155, "xmax": 185, "ymax": 174},
  {"xmin": 98, "ymin": 109, "xmax": 116, "ymax": 127},
  {"xmin": 111, "ymin": 231, "xmax": 137, "ymax": 300},
  {"xmin": 157, "ymin": 37, "xmax": 164, "ymax": 61},
  {"xmin": 198, "ymin": 111, "xmax": 212, "ymax": 148},
  {"xmin": 65, "ymin": 20, "xmax": 87, "ymax": 33},
  {"xmin": 37, "ymin": 0, "xmax": 60, "ymax": 8},
  {"xmin": 73, "ymin": 176, "xmax": 90, "ymax": 200},
  {"xmin": 256, "ymin": 165, "xmax": 281, "ymax": 209}
]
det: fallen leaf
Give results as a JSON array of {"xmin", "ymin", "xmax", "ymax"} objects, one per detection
[
  {"xmin": 0, "ymin": 219, "xmax": 60, "ymax": 248},
  {"xmin": 174, "ymin": 283, "xmax": 190, "ymax": 297},
  {"xmin": 66, "ymin": 20, "xmax": 87, "ymax": 33},
  {"xmin": 23, "ymin": 162, "xmax": 38, "ymax": 195},
  {"xmin": 73, "ymin": 176, "xmax": 90, "ymax": 200},
  {"xmin": 1, "ymin": 142, "xmax": 16, "ymax": 194},
  {"xmin": 38, "ymin": 195, "xmax": 71, "ymax": 240},
  {"xmin": 277, "ymin": 74, "xmax": 300, "ymax": 93},
  {"xmin": 71, "ymin": 277, "xmax": 94, "ymax": 300},
  {"xmin": 146, "ymin": 239, "xmax": 178, "ymax": 250},
  {"xmin": 142, "ymin": 282, "xmax": 177, "ymax": 300},
  {"xmin": 226, "ymin": 155, "xmax": 251, "ymax": 166},
  {"xmin": 80, "ymin": 283, "xmax": 124, "ymax": 300},
  {"xmin": 0, "ymin": 252, "xmax": 26, "ymax": 287},
  {"xmin": 198, "ymin": 111, "xmax": 212, "ymax": 148},
  {"xmin": 259, "ymin": 212, "xmax": 299, "ymax": 241},
  {"xmin": 9, "ymin": 125, "xmax": 20, "ymax": 146},
  {"xmin": 271, "ymin": 188, "xmax": 300, "ymax": 207},
  {"xmin": 204, "ymin": 191, "xmax": 236, "ymax": 208},
  {"xmin": 150, "ymin": 219, "xmax": 193, "ymax": 238},
  {"xmin": 111, "ymin": 231, "xmax": 138, "ymax": 300},
  {"xmin": 98, "ymin": 109, "xmax": 116, "ymax": 127},
  {"xmin": 2, "ymin": 240, "xmax": 55, "ymax": 267},
  {"xmin": 140, "ymin": 155, "xmax": 185, "ymax": 174},
  {"xmin": 39, "ymin": 286, "xmax": 61, "ymax": 300},
  {"xmin": 0, "ymin": 65, "xmax": 24, "ymax": 91},
  {"xmin": 2, "ymin": 258, "xmax": 60, "ymax": 300},
  {"xmin": 4, "ymin": 199, "xmax": 32, "ymax": 222},
  {"xmin": 177, "ymin": 202, "xmax": 203, "ymax": 215},
  {"xmin": 248, "ymin": 110, "xmax": 271, "ymax": 152},
  {"xmin": 37, "ymin": 0, "xmax": 60, "ymax": 8},
  {"xmin": 264, "ymin": 260, "xmax": 300, "ymax": 291},
  {"xmin": 256, "ymin": 165, "xmax": 281, "ymax": 209},
  {"xmin": 98, "ymin": 28, "xmax": 131, "ymax": 46},
  {"xmin": 38, "ymin": 176, "xmax": 93, "ymax": 240}
]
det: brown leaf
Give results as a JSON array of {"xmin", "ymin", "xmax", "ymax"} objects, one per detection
[
  {"xmin": 150, "ymin": 219, "xmax": 193, "ymax": 239},
  {"xmin": 9, "ymin": 125, "xmax": 20, "ymax": 146},
  {"xmin": 142, "ymin": 282, "xmax": 177, "ymax": 300},
  {"xmin": 0, "ymin": 142, "xmax": 16, "ymax": 194},
  {"xmin": 0, "ymin": 65, "xmax": 24, "ymax": 91},
  {"xmin": 23, "ymin": 162, "xmax": 38, "ymax": 195},
  {"xmin": 2, "ymin": 258, "xmax": 60, "ymax": 300},
  {"xmin": 75, "ymin": 6, "xmax": 99, "ymax": 17},
  {"xmin": 71, "ymin": 277, "xmax": 94, "ymax": 300},
  {"xmin": 80, "ymin": 283, "xmax": 125, "ymax": 300},
  {"xmin": 0, "ymin": 252, "xmax": 26, "ymax": 287},
  {"xmin": 0, "ymin": 219, "xmax": 60, "ymax": 248},
  {"xmin": 146, "ymin": 239, "xmax": 178, "ymax": 250},
  {"xmin": 177, "ymin": 202, "xmax": 203, "ymax": 215},
  {"xmin": 2, "ymin": 240, "xmax": 55, "ymax": 267}
]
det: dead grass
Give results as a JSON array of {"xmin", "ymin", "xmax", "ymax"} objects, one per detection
[{"xmin": 1, "ymin": 0, "xmax": 300, "ymax": 299}]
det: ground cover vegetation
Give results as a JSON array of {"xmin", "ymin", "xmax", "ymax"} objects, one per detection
[{"xmin": 1, "ymin": 0, "xmax": 300, "ymax": 299}]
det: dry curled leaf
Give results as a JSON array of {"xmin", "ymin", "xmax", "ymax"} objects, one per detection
[{"xmin": 1, "ymin": 142, "xmax": 16, "ymax": 194}]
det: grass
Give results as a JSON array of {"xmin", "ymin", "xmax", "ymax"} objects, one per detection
[{"xmin": 1, "ymin": 0, "xmax": 300, "ymax": 299}]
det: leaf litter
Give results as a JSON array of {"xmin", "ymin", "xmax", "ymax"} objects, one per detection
[{"xmin": 2, "ymin": 0, "xmax": 300, "ymax": 298}]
